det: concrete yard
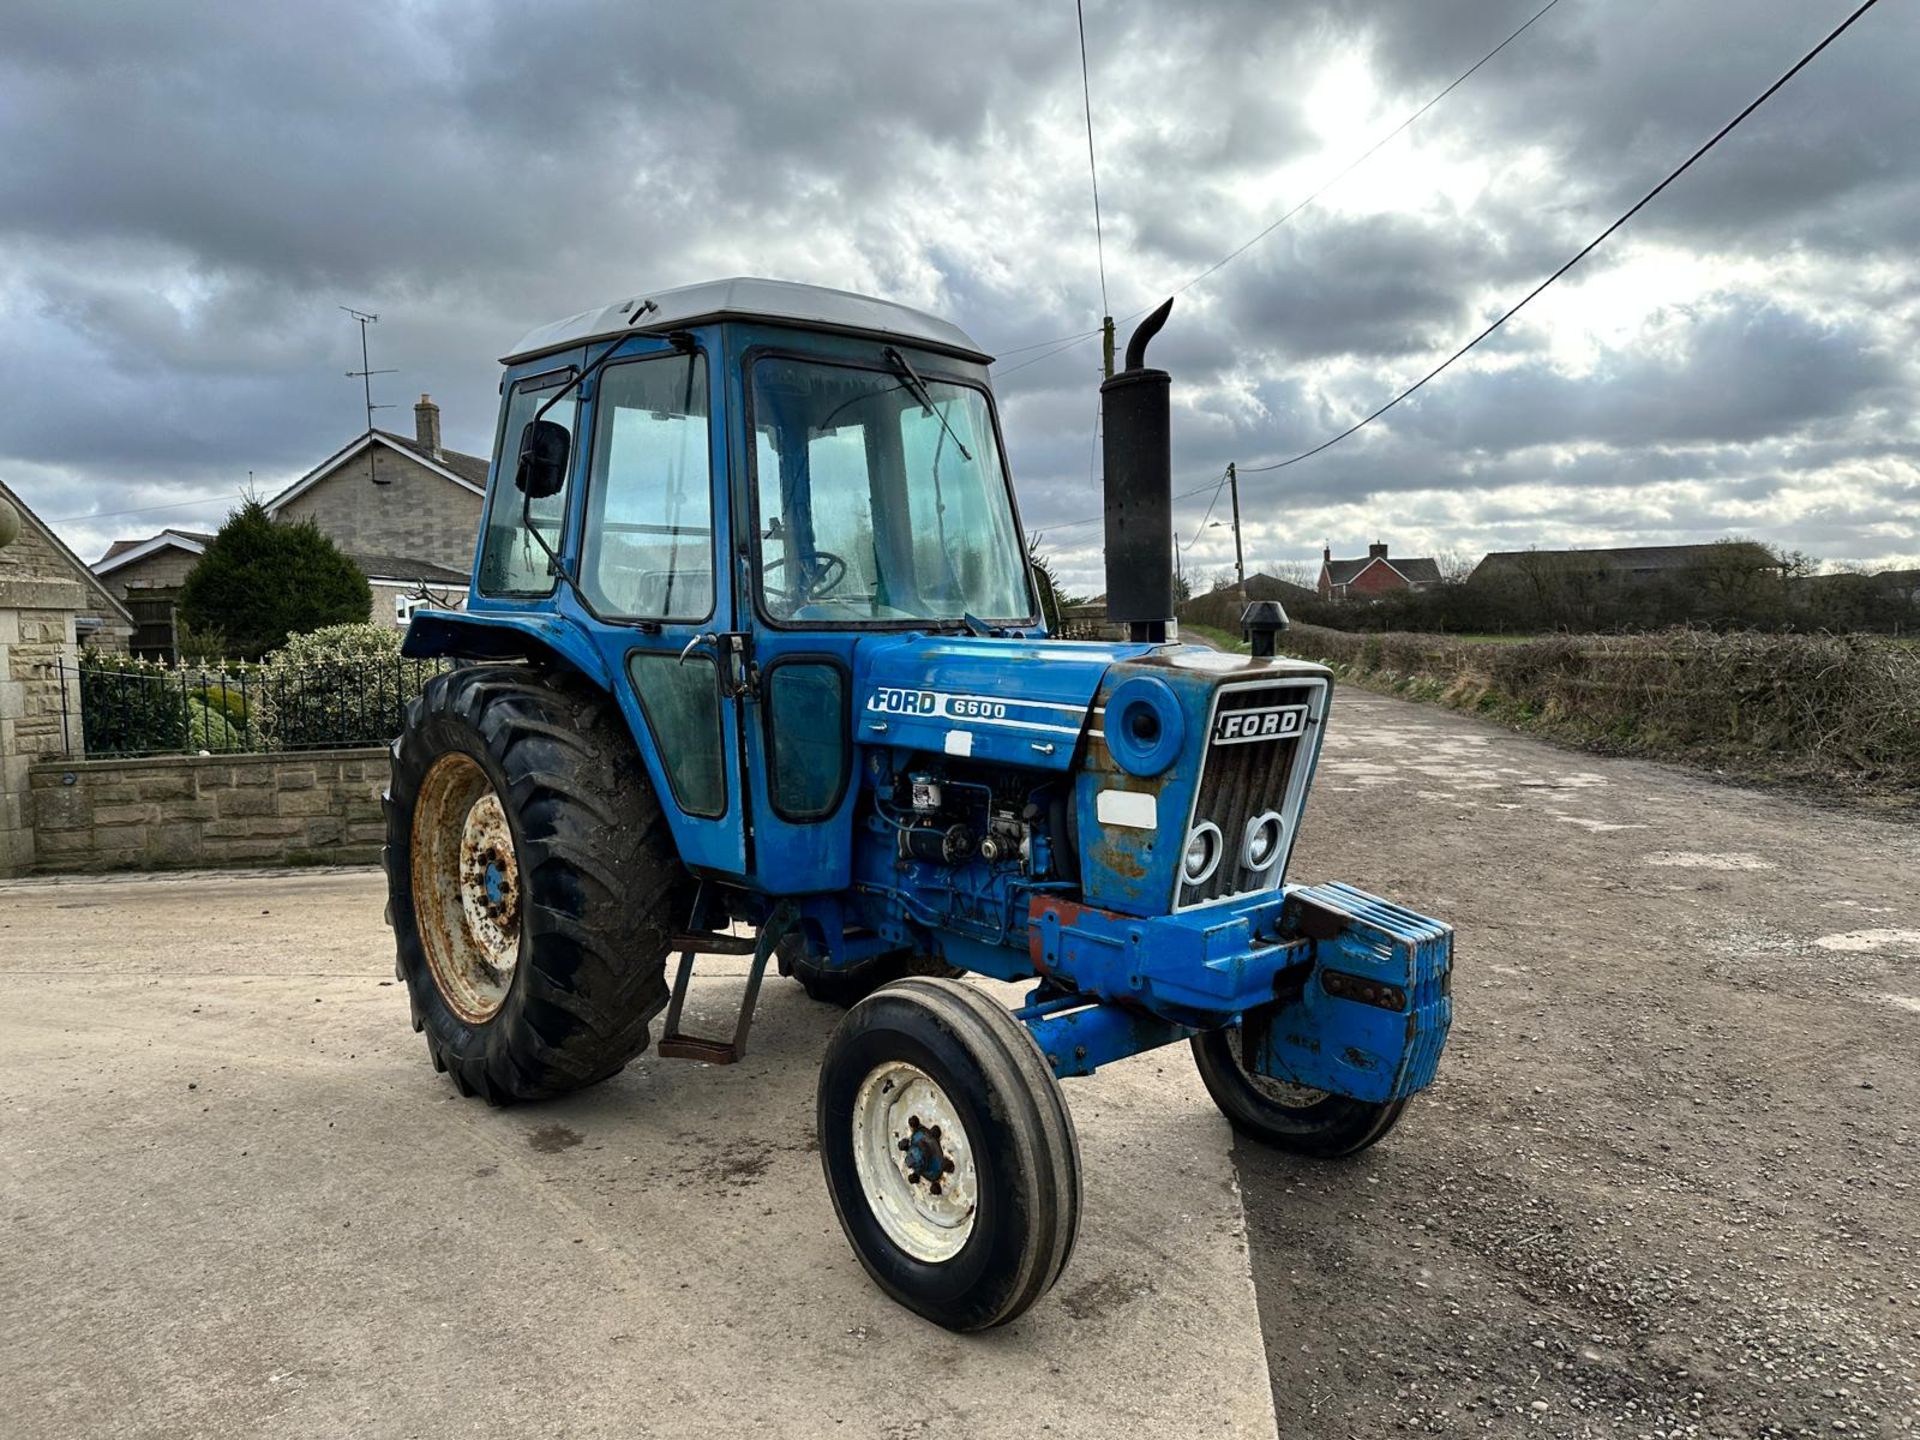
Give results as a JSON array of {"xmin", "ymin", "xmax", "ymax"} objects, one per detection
[{"xmin": 3, "ymin": 686, "xmax": 1917, "ymax": 1438}]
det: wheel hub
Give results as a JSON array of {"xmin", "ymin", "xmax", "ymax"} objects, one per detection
[
  {"xmin": 412, "ymin": 753, "xmax": 522, "ymax": 1025},
  {"xmin": 851, "ymin": 1062, "xmax": 978, "ymax": 1263}
]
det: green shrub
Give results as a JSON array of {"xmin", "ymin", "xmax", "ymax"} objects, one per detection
[
  {"xmin": 187, "ymin": 698, "xmax": 242, "ymax": 753},
  {"xmin": 177, "ymin": 500, "xmax": 372, "ymax": 659},
  {"xmin": 78, "ymin": 653, "xmax": 189, "ymax": 757},
  {"xmin": 251, "ymin": 623, "xmax": 435, "ymax": 750}
]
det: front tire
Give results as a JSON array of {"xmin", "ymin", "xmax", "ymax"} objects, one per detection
[
  {"xmin": 818, "ymin": 979, "xmax": 1081, "ymax": 1331},
  {"xmin": 385, "ymin": 664, "xmax": 688, "ymax": 1104},
  {"xmin": 1191, "ymin": 1026, "xmax": 1408, "ymax": 1157}
]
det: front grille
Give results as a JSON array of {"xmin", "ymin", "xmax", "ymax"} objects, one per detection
[{"xmin": 1177, "ymin": 683, "xmax": 1319, "ymax": 908}]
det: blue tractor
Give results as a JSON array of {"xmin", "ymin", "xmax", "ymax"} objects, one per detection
[{"xmin": 388, "ymin": 278, "xmax": 1452, "ymax": 1330}]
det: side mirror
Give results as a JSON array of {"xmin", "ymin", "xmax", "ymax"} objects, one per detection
[{"xmin": 514, "ymin": 419, "xmax": 571, "ymax": 499}]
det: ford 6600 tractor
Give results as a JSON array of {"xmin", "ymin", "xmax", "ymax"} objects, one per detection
[{"xmin": 388, "ymin": 278, "xmax": 1452, "ymax": 1330}]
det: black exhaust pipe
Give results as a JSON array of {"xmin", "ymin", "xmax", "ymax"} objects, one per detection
[{"xmin": 1102, "ymin": 298, "xmax": 1176, "ymax": 643}]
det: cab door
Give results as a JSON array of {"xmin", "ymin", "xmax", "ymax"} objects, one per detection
[{"xmin": 566, "ymin": 334, "xmax": 752, "ymax": 881}]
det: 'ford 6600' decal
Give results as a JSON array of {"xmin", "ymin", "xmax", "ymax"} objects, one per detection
[
  {"xmin": 1212, "ymin": 703, "xmax": 1307, "ymax": 745},
  {"xmin": 866, "ymin": 688, "xmax": 1082, "ymax": 736}
]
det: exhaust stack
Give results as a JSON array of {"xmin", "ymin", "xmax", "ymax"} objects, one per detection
[{"xmin": 1102, "ymin": 298, "xmax": 1176, "ymax": 643}]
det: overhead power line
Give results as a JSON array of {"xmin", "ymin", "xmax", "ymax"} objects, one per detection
[
  {"xmin": 1237, "ymin": 0, "xmax": 1883, "ymax": 477},
  {"xmin": 1034, "ymin": 0, "xmax": 1885, "ymax": 540},
  {"xmin": 50, "ymin": 492, "xmax": 238, "ymax": 525},
  {"xmin": 991, "ymin": 0, "xmax": 1566, "ymax": 372},
  {"xmin": 1075, "ymin": 0, "xmax": 1109, "ymax": 317}
]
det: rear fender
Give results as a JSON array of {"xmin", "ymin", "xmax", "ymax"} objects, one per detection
[{"xmin": 402, "ymin": 610, "xmax": 612, "ymax": 688}]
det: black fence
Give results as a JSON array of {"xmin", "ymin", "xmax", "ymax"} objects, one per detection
[{"xmin": 62, "ymin": 655, "xmax": 452, "ymax": 759}]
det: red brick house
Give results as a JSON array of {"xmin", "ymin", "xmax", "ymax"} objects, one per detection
[{"xmin": 1317, "ymin": 542, "xmax": 1442, "ymax": 600}]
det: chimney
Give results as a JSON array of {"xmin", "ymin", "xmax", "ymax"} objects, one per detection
[
  {"xmin": 1369, "ymin": 541, "xmax": 1388, "ymax": 560},
  {"xmin": 1102, "ymin": 298, "xmax": 1177, "ymax": 643},
  {"xmin": 1322, "ymin": 545, "xmax": 1332, "ymax": 565},
  {"xmin": 414, "ymin": 394, "xmax": 442, "ymax": 458}
]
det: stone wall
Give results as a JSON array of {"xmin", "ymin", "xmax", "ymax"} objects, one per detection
[
  {"xmin": 275, "ymin": 443, "xmax": 484, "ymax": 574},
  {"xmin": 28, "ymin": 747, "xmax": 390, "ymax": 872}
]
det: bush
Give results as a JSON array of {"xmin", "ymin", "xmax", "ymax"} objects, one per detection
[
  {"xmin": 78, "ymin": 653, "xmax": 189, "ymax": 757},
  {"xmin": 251, "ymin": 622, "xmax": 432, "ymax": 751},
  {"xmin": 177, "ymin": 500, "xmax": 372, "ymax": 659},
  {"xmin": 187, "ymin": 698, "xmax": 243, "ymax": 753},
  {"xmin": 1279, "ymin": 623, "xmax": 1920, "ymax": 793}
]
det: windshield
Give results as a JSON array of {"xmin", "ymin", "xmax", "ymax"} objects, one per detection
[{"xmin": 750, "ymin": 356, "xmax": 1032, "ymax": 625}]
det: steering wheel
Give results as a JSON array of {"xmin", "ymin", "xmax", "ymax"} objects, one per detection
[{"xmin": 762, "ymin": 549, "xmax": 849, "ymax": 606}]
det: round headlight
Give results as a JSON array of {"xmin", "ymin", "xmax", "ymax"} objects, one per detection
[
  {"xmin": 1242, "ymin": 811, "xmax": 1284, "ymax": 873},
  {"xmin": 1182, "ymin": 821, "xmax": 1223, "ymax": 886}
]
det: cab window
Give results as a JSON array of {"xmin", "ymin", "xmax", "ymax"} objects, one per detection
[
  {"xmin": 479, "ymin": 371, "xmax": 577, "ymax": 596},
  {"xmin": 580, "ymin": 351, "xmax": 712, "ymax": 620}
]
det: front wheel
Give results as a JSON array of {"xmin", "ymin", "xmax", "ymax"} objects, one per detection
[
  {"xmin": 817, "ymin": 978, "xmax": 1081, "ymax": 1331},
  {"xmin": 1191, "ymin": 1026, "xmax": 1408, "ymax": 1157}
]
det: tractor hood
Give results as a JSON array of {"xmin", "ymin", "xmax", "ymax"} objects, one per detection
[{"xmin": 852, "ymin": 633, "xmax": 1158, "ymax": 771}]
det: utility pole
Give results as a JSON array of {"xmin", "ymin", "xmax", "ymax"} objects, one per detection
[
  {"xmin": 1227, "ymin": 461, "xmax": 1246, "ymax": 597},
  {"xmin": 1101, "ymin": 315, "xmax": 1115, "ymax": 380},
  {"xmin": 341, "ymin": 306, "xmax": 396, "ymax": 486}
]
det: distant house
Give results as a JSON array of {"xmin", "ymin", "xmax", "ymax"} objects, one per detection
[
  {"xmin": 1468, "ymin": 542, "xmax": 1783, "ymax": 588},
  {"xmin": 1318, "ymin": 543, "xmax": 1442, "ymax": 600},
  {"xmin": 95, "ymin": 395, "xmax": 484, "ymax": 658},
  {"xmin": 0, "ymin": 477, "xmax": 134, "ymax": 654}
]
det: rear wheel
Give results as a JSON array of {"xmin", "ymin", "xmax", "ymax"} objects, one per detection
[
  {"xmin": 777, "ymin": 933, "xmax": 959, "ymax": 1008},
  {"xmin": 1191, "ymin": 1025, "xmax": 1407, "ymax": 1157},
  {"xmin": 385, "ymin": 664, "xmax": 689, "ymax": 1103},
  {"xmin": 818, "ymin": 978, "xmax": 1080, "ymax": 1331}
]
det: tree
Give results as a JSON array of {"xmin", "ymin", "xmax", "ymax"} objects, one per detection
[{"xmin": 177, "ymin": 501, "xmax": 371, "ymax": 659}]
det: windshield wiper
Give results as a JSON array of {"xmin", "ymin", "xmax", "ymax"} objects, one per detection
[{"xmin": 883, "ymin": 347, "xmax": 971, "ymax": 462}]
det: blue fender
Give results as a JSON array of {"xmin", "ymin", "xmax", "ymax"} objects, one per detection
[{"xmin": 401, "ymin": 609, "xmax": 612, "ymax": 689}]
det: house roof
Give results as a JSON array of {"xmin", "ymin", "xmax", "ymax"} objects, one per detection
[
  {"xmin": 1472, "ymin": 543, "xmax": 1778, "ymax": 579},
  {"xmin": 263, "ymin": 430, "xmax": 491, "ymax": 515},
  {"xmin": 346, "ymin": 552, "xmax": 470, "ymax": 586},
  {"xmin": 1242, "ymin": 573, "xmax": 1319, "ymax": 604},
  {"xmin": 93, "ymin": 528, "xmax": 214, "ymax": 576},
  {"xmin": 1325, "ymin": 554, "xmax": 1442, "ymax": 587},
  {"xmin": 0, "ymin": 477, "xmax": 136, "ymax": 625},
  {"xmin": 502, "ymin": 277, "xmax": 991, "ymax": 367}
]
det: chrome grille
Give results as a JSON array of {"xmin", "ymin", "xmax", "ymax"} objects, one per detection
[{"xmin": 1177, "ymin": 683, "xmax": 1318, "ymax": 908}]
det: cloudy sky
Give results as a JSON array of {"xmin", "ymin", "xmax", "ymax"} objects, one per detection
[{"xmin": 3, "ymin": 0, "xmax": 1914, "ymax": 592}]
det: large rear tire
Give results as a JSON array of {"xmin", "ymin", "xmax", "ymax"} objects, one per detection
[
  {"xmin": 385, "ymin": 664, "xmax": 688, "ymax": 1104},
  {"xmin": 818, "ymin": 978, "xmax": 1081, "ymax": 1331}
]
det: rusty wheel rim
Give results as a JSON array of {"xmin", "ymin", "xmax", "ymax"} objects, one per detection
[{"xmin": 412, "ymin": 752, "xmax": 521, "ymax": 1025}]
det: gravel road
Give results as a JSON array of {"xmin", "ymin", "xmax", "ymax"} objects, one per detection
[{"xmin": 1241, "ymin": 687, "xmax": 1918, "ymax": 1438}]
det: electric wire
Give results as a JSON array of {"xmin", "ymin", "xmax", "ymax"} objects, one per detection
[
  {"xmin": 990, "ymin": 0, "xmax": 1566, "ymax": 371},
  {"xmin": 1075, "ymin": 0, "xmax": 1109, "ymax": 317},
  {"xmin": 1236, "ymin": 0, "xmax": 1882, "ymax": 477},
  {"xmin": 1035, "ymin": 0, "xmax": 1885, "ymax": 537}
]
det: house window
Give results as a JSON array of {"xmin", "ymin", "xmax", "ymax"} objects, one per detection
[{"xmin": 394, "ymin": 593, "xmax": 421, "ymax": 625}]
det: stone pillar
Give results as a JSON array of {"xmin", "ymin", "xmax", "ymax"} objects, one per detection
[{"xmin": 0, "ymin": 578, "xmax": 84, "ymax": 876}]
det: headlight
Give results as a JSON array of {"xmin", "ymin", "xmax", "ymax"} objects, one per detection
[
  {"xmin": 1242, "ymin": 811, "xmax": 1284, "ymax": 874},
  {"xmin": 1182, "ymin": 821, "xmax": 1223, "ymax": 885}
]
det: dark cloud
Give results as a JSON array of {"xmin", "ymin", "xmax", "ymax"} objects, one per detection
[{"xmin": 0, "ymin": 0, "xmax": 1911, "ymax": 589}]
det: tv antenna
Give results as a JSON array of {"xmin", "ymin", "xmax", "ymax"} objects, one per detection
[{"xmin": 342, "ymin": 306, "xmax": 396, "ymax": 485}]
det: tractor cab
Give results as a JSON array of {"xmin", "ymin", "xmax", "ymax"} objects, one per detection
[{"xmin": 433, "ymin": 279, "xmax": 1046, "ymax": 892}]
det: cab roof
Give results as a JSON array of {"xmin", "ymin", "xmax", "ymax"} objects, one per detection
[{"xmin": 501, "ymin": 277, "xmax": 992, "ymax": 367}]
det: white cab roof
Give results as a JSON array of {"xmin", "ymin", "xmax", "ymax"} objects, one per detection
[{"xmin": 501, "ymin": 277, "xmax": 991, "ymax": 366}]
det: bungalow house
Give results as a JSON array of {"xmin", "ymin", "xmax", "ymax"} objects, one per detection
[
  {"xmin": 1467, "ymin": 542, "xmax": 1785, "ymax": 587},
  {"xmin": 95, "ymin": 395, "xmax": 482, "ymax": 659},
  {"xmin": 1317, "ymin": 542, "xmax": 1442, "ymax": 600}
]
